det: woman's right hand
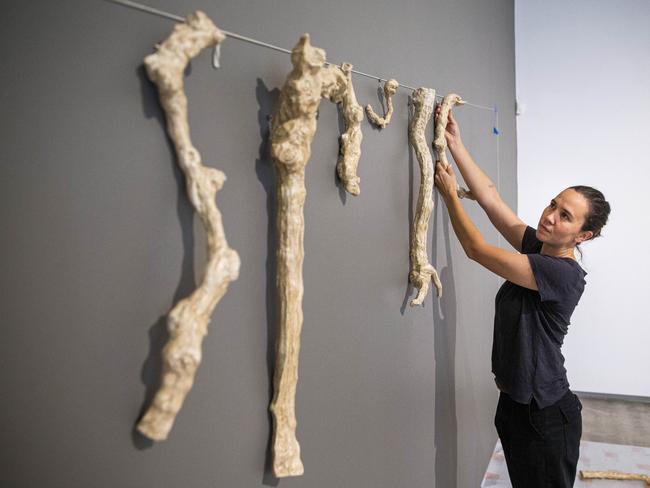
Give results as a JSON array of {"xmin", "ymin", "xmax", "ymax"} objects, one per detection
[{"xmin": 435, "ymin": 106, "xmax": 463, "ymax": 149}]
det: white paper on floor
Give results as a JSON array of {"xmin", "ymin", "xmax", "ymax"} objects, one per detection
[{"xmin": 482, "ymin": 439, "xmax": 650, "ymax": 487}]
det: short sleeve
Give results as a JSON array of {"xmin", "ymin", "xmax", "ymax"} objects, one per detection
[
  {"xmin": 527, "ymin": 254, "xmax": 583, "ymax": 304},
  {"xmin": 521, "ymin": 226, "xmax": 542, "ymax": 254}
]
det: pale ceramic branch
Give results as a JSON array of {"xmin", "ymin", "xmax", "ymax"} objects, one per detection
[
  {"xmin": 136, "ymin": 11, "xmax": 240, "ymax": 441},
  {"xmin": 409, "ymin": 87, "xmax": 442, "ymax": 305},
  {"xmin": 269, "ymin": 34, "xmax": 327, "ymax": 478},
  {"xmin": 580, "ymin": 470, "xmax": 650, "ymax": 485},
  {"xmin": 366, "ymin": 79, "xmax": 399, "ymax": 128},
  {"xmin": 269, "ymin": 35, "xmax": 365, "ymax": 478},
  {"xmin": 433, "ymin": 93, "xmax": 475, "ymax": 200},
  {"xmin": 332, "ymin": 63, "xmax": 364, "ymax": 196}
]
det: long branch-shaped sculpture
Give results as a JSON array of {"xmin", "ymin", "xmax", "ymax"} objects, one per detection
[
  {"xmin": 409, "ymin": 88, "xmax": 443, "ymax": 305},
  {"xmin": 137, "ymin": 11, "xmax": 241, "ymax": 441},
  {"xmin": 333, "ymin": 63, "xmax": 364, "ymax": 196},
  {"xmin": 433, "ymin": 93, "xmax": 475, "ymax": 200},
  {"xmin": 366, "ymin": 79, "xmax": 399, "ymax": 128},
  {"xmin": 269, "ymin": 34, "xmax": 362, "ymax": 478},
  {"xmin": 269, "ymin": 34, "xmax": 326, "ymax": 478},
  {"xmin": 580, "ymin": 470, "xmax": 650, "ymax": 485}
]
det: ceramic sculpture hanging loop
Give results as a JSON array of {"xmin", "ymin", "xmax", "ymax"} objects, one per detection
[
  {"xmin": 136, "ymin": 11, "xmax": 240, "ymax": 442},
  {"xmin": 366, "ymin": 78, "xmax": 399, "ymax": 128}
]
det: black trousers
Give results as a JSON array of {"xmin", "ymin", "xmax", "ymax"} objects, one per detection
[{"xmin": 495, "ymin": 390, "xmax": 582, "ymax": 488}]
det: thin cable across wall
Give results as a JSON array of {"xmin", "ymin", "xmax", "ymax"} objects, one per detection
[
  {"xmin": 103, "ymin": 0, "xmax": 494, "ymax": 110},
  {"xmin": 104, "ymin": 0, "xmax": 504, "ymax": 248}
]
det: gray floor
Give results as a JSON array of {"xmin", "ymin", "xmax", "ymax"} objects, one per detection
[{"xmin": 579, "ymin": 394, "xmax": 650, "ymax": 448}]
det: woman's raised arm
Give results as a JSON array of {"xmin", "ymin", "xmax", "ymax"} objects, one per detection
[{"xmin": 440, "ymin": 108, "xmax": 527, "ymax": 251}]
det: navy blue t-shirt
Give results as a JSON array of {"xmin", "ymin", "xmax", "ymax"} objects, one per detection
[{"xmin": 491, "ymin": 226, "xmax": 587, "ymax": 408}]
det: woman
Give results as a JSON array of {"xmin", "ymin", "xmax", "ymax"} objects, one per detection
[{"xmin": 433, "ymin": 108, "xmax": 610, "ymax": 487}]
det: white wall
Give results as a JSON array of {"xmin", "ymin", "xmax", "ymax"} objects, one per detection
[{"xmin": 515, "ymin": 0, "xmax": 650, "ymax": 396}]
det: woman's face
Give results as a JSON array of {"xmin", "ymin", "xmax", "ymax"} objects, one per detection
[{"xmin": 536, "ymin": 188, "xmax": 593, "ymax": 247}]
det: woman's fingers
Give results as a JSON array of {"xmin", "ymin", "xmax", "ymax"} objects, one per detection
[
  {"xmin": 436, "ymin": 161, "xmax": 451, "ymax": 174},
  {"xmin": 435, "ymin": 162, "xmax": 446, "ymax": 179}
]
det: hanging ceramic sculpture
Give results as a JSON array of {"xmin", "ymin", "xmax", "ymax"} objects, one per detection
[
  {"xmin": 434, "ymin": 93, "xmax": 474, "ymax": 200},
  {"xmin": 333, "ymin": 63, "xmax": 364, "ymax": 196},
  {"xmin": 269, "ymin": 33, "xmax": 364, "ymax": 478},
  {"xmin": 366, "ymin": 78, "xmax": 399, "ymax": 128},
  {"xmin": 136, "ymin": 11, "xmax": 240, "ymax": 441},
  {"xmin": 408, "ymin": 87, "xmax": 443, "ymax": 305}
]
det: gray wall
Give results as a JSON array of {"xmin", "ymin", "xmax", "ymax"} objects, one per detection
[{"xmin": 0, "ymin": 1, "xmax": 516, "ymax": 487}]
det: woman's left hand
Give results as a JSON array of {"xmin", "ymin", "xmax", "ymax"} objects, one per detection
[{"xmin": 434, "ymin": 161, "xmax": 459, "ymax": 202}]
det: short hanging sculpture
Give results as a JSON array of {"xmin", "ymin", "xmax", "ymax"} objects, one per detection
[
  {"xmin": 136, "ymin": 11, "xmax": 240, "ymax": 441},
  {"xmin": 366, "ymin": 78, "xmax": 399, "ymax": 128},
  {"xmin": 434, "ymin": 93, "xmax": 474, "ymax": 200},
  {"xmin": 269, "ymin": 34, "xmax": 362, "ymax": 478},
  {"xmin": 409, "ymin": 87, "xmax": 443, "ymax": 305},
  {"xmin": 333, "ymin": 63, "xmax": 364, "ymax": 196}
]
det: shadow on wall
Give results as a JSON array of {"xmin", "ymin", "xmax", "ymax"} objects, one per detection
[
  {"xmin": 334, "ymin": 102, "xmax": 348, "ymax": 205},
  {"xmin": 131, "ymin": 64, "xmax": 198, "ymax": 449},
  {"xmin": 400, "ymin": 100, "xmax": 416, "ymax": 314},
  {"xmin": 253, "ymin": 78, "xmax": 281, "ymax": 487},
  {"xmin": 433, "ymin": 194, "xmax": 458, "ymax": 488}
]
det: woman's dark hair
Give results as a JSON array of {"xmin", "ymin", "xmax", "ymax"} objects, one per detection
[{"xmin": 569, "ymin": 185, "xmax": 611, "ymax": 258}]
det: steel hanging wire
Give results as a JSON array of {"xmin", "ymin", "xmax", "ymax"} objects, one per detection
[{"xmin": 104, "ymin": 0, "xmax": 495, "ymax": 110}]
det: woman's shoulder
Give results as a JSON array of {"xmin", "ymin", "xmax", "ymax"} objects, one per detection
[
  {"xmin": 527, "ymin": 252, "xmax": 587, "ymax": 306},
  {"xmin": 561, "ymin": 256, "xmax": 588, "ymax": 277},
  {"xmin": 521, "ymin": 225, "xmax": 542, "ymax": 254}
]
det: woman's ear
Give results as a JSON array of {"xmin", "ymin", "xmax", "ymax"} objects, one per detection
[{"xmin": 577, "ymin": 230, "xmax": 594, "ymax": 243}]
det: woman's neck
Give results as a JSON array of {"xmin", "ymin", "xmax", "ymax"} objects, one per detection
[{"xmin": 540, "ymin": 242, "xmax": 576, "ymax": 260}]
